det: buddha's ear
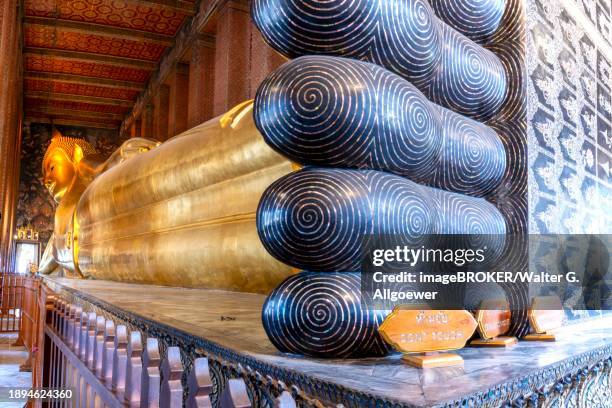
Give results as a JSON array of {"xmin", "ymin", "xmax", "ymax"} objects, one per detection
[{"xmin": 73, "ymin": 144, "xmax": 84, "ymax": 165}]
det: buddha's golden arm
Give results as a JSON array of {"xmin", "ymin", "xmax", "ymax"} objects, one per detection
[{"xmin": 39, "ymin": 234, "xmax": 58, "ymax": 274}]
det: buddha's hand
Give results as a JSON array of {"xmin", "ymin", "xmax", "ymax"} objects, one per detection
[
  {"xmin": 38, "ymin": 234, "xmax": 58, "ymax": 275},
  {"xmin": 117, "ymin": 138, "xmax": 161, "ymax": 162},
  {"xmin": 100, "ymin": 138, "xmax": 161, "ymax": 172}
]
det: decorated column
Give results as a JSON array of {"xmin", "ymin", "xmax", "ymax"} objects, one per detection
[
  {"xmin": 188, "ymin": 37, "xmax": 215, "ymax": 128},
  {"xmin": 0, "ymin": 0, "xmax": 23, "ymax": 271},
  {"xmin": 213, "ymin": 0, "xmax": 251, "ymax": 115},
  {"xmin": 167, "ymin": 63, "xmax": 189, "ymax": 137}
]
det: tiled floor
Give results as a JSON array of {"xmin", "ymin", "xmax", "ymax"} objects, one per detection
[{"xmin": 0, "ymin": 331, "xmax": 32, "ymax": 408}]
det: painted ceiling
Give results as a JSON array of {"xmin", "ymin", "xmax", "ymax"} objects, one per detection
[{"xmin": 23, "ymin": 0, "xmax": 196, "ymax": 130}]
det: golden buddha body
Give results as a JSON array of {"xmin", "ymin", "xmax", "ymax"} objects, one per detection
[{"xmin": 39, "ymin": 101, "xmax": 295, "ymax": 293}]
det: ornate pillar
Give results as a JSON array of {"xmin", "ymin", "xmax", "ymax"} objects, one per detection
[
  {"xmin": 153, "ymin": 85, "xmax": 170, "ymax": 141},
  {"xmin": 0, "ymin": 0, "xmax": 23, "ymax": 272},
  {"xmin": 213, "ymin": 0, "xmax": 251, "ymax": 116},
  {"xmin": 249, "ymin": 25, "xmax": 287, "ymax": 97},
  {"xmin": 141, "ymin": 105, "xmax": 154, "ymax": 139},
  {"xmin": 130, "ymin": 119, "xmax": 142, "ymax": 138},
  {"xmin": 167, "ymin": 63, "xmax": 189, "ymax": 137},
  {"xmin": 188, "ymin": 38, "xmax": 215, "ymax": 128}
]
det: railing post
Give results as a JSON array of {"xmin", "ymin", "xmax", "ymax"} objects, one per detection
[
  {"xmin": 276, "ymin": 390, "xmax": 297, "ymax": 408},
  {"xmin": 93, "ymin": 315, "xmax": 106, "ymax": 376},
  {"xmin": 72, "ymin": 306, "xmax": 83, "ymax": 351},
  {"xmin": 79, "ymin": 311, "xmax": 89, "ymax": 360},
  {"xmin": 85, "ymin": 312, "xmax": 97, "ymax": 370},
  {"xmin": 160, "ymin": 346, "xmax": 183, "ymax": 408},
  {"xmin": 126, "ymin": 331, "xmax": 143, "ymax": 406},
  {"xmin": 75, "ymin": 310, "xmax": 88, "ymax": 407},
  {"xmin": 65, "ymin": 304, "xmax": 76, "ymax": 344},
  {"xmin": 102, "ymin": 319, "xmax": 116, "ymax": 387},
  {"xmin": 187, "ymin": 357, "xmax": 213, "ymax": 407},
  {"xmin": 51, "ymin": 298, "xmax": 60, "ymax": 331},
  {"xmin": 219, "ymin": 378, "xmax": 251, "ymax": 408},
  {"xmin": 57, "ymin": 302, "xmax": 70, "ymax": 393},
  {"xmin": 141, "ymin": 337, "xmax": 161, "ymax": 408},
  {"xmin": 65, "ymin": 304, "xmax": 79, "ymax": 390},
  {"xmin": 112, "ymin": 324, "xmax": 128, "ymax": 399},
  {"xmin": 58, "ymin": 299, "xmax": 66, "ymax": 330}
]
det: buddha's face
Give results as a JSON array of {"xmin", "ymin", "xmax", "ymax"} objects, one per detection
[{"xmin": 43, "ymin": 148, "xmax": 76, "ymax": 203}]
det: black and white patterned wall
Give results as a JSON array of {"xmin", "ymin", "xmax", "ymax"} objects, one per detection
[{"xmin": 527, "ymin": 0, "xmax": 612, "ymax": 234}]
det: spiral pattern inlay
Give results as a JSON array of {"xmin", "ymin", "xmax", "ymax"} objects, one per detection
[
  {"xmin": 428, "ymin": 0, "xmax": 506, "ymax": 42},
  {"xmin": 262, "ymin": 271, "xmax": 391, "ymax": 358},
  {"xmin": 255, "ymin": 56, "xmax": 506, "ymax": 197},
  {"xmin": 257, "ymin": 168, "xmax": 506, "ymax": 271},
  {"xmin": 251, "ymin": 0, "xmax": 507, "ymax": 118}
]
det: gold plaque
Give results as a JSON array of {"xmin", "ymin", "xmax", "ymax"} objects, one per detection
[
  {"xmin": 378, "ymin": 306, "xmax": 478, "ymax": 353},
  {"xmin": 402, "ymin": 353, "xmax": 464, "ymax": 368},
  {"xmin": 470, "ymin": 336, "xmax": 518, "ymax": 347},
  {"xmin": 475, "ymin": 299, "xmax": 512, "ymax": 340},
  {"xmin": 523, "ymin": 333, "xmax": 556, "ymax": 342},
  {"xmin": 528, "ymin": 296, "xmax": 564, "ymax": 334}
]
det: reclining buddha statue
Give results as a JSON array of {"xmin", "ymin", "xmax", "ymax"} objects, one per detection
[{"xmin": 39, "ymin": 101, "xmax": 296, "ymax": 294}]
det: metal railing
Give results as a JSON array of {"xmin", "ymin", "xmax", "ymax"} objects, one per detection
[
  {"xmin": 0, "ymin": 272, "xmax": 25, "ymax": 332},
  {"xmin": 43, "ymin": 298, "xmax": 298, "ymax": 407}
]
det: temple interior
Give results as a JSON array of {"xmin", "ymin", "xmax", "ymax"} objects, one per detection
[{"xmin": 0, "ymin": 0, "xmax": 611, "ymax": 407}]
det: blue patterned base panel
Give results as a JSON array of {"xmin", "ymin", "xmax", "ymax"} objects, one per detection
[
  {"xmin": 257, "ymin": 167, "xmax": 506, "ymax": 272},
  {"xmin": 255, "ymin": 56, "xmax": 507, "ymax": 198},
  {"xmin": 262, "ymin": 272, "xmax": 392, "ymax": 358},
  {"xmin": 251, "ymin": 0, "xmax": 507, "ymax": 119}
]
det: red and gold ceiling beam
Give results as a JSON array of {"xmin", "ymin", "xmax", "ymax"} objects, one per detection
[
  {"xmin": 25, "ymin": 16, "xmax": 175, "ymax": 46},
  {"xmin": 131, "ymin": 0, "xmax": 197, "ymax": 14},
  {"xmin": 24, "ymin": 116, "xmax": 119, "ymax": 130},
  {"xmin": 24, "ymin": 47, "xmax": 158, "ymax": 70},
  {"xmin": 25, "ymin": 91, "xmax": 135, "ymax": 108},
  {"xmin": 25, "ymin": 72, "xmax": 145, "ymax": 91},
  {"xmin": 25, "ymin": 107, "xmax": 125, "ymax": 122}
]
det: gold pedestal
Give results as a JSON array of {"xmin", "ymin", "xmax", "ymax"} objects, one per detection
[
  {"xmin": 470, "ymin": 336, "xmax": 518, "ymax": 347},
  {"xmin": 523, "ymin": 332, "xmax": 556, "ymax": 341},
  {"xmin": 402, "ymin": 353, "xmax": 464, "ymax": 368}
]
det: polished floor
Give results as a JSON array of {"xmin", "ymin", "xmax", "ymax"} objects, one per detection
[{"xmin": 0, "ymin": 331, "xmax": 32, "ymax": 407}]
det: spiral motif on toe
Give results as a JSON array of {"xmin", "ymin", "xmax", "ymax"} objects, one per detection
[
  {"xmin": 251, "ymin": 0, "xmax": 379, "ymax": 61},
  {"xmin": 255, "ymin": 56, "xmax": 506, "ymax": 196},
  {"xmin": 257, "ymin": 168, "xmax": 506, "ymax": 271},
  {"xmin": 374, "ymin": 0, "xmax": 442, "ymax": 86},
  {"xmin": 428, "ymin": 0, "xmax": 506, "ymax": 42},
  {"xmin": 430, "ymin": 186, "xmax": 507, "ymax": 262},
  {"xmin": 431, "ymin": 25, "xmax": 507, "ymax": 120},
  {"xmin": 255, "ymin": 56, "xmax": 443, "ymax": 183},
  {"xmin": 434, "ymin": 107, "xmax": 506, "ymax": 196},
  {"xmin": 257, "ymin": 168, "xmax": 435, "ymax": 271},
  {"xmin": 262, "ymin": 271, "xmax": 391, "ymax": 358},
  {"xmin": 251, "ymin": 0, "xmax": 506, "ymax": 118},
  {"xmin": 431, "ymin": 186, "xmax": 506, "ymax": 235}
]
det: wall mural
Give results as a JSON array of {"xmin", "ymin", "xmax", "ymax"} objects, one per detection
[
  {"xmin": 16, "ymin": 123, "xmax": 122, "ymax": 242},
  {"xmin": 527, "ymin": 0, "xmax": 612, "ymax": 234},
  {"xmin": 526, "ymin": 0, "xmax": 612, "ymax": 322}
]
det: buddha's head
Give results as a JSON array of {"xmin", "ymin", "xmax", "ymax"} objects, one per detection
[{"xmin": 42, "ymin": 129, "xmax": 98, "ymax": 203}]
